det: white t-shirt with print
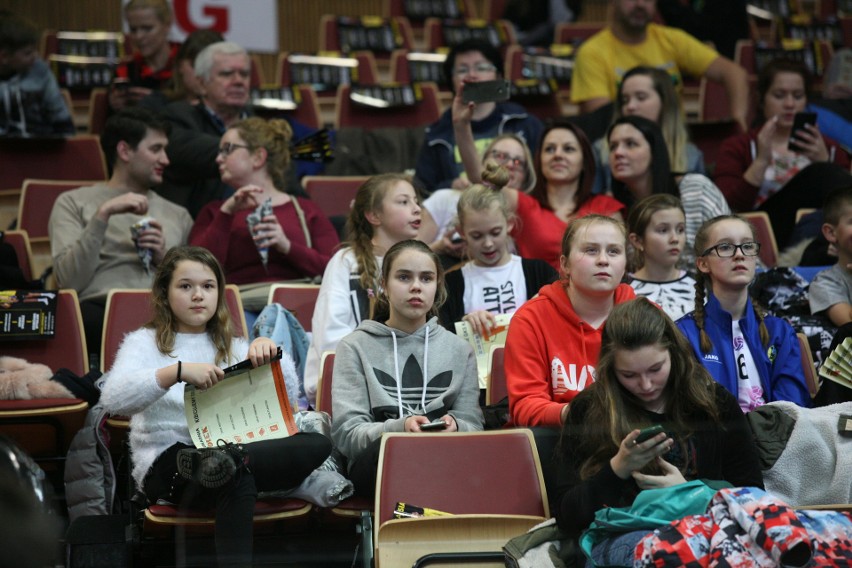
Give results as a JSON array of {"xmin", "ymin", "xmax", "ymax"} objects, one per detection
[
  {"xmin": 461, "ymin": 254, "xmax": 527, "ymax": 315},
  {"xmin": 732, "ymin": 319, "xmax": 765, "ymax": 412},
  {"xmin": 628, "ymin": 272, "xmax": 696, "ymax": 321}
]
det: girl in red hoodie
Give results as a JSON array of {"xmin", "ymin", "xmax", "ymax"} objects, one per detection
[{"xmin": 505, "ymin": 215, "xmax": 635, "ymax": 429}]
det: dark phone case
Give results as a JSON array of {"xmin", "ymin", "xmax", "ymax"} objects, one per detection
[
  {"xmin": 788, "ymin": 112, "xmax": 818, "ymax": 151},
  {"xmin": 635, "ymin": 424, "xmax": 664, "ymax": 443},
  {"xmin": 462, "ymin": 79, "xmax": 510, "ymax": 104}
]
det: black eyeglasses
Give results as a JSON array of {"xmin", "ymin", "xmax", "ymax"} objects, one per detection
[
  {"xmin": 218, "ymin": 142, "xmax": 251, "ymax": 157},
  {"xmin": 700, "ymin": 242, "xmax": 761, "ymax": 258}
]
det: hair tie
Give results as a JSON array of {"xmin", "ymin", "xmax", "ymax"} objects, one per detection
[{"xmin": 481, "ymin": 180, "xmax": 497, "ymax": 190}]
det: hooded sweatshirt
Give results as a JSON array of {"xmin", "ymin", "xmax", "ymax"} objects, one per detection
[
  {"xmin": 0, "ymin": 59, "xmax": 75, "ymax": 136},
  {"xmin": 331, "ymin": 317, "xmax": 484, "ymax": 466},
  {"xmin": 505, "ymin": 281, "xmax": 636, "ymax": 428}
]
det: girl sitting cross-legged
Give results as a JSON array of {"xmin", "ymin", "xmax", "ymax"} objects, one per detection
[{"xmin": 100, "ymin": 246, "xmax": 331, "ymax": 567}]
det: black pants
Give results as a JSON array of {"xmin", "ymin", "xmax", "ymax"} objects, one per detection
[
  {"xmin": 529, "ymin": 426, "xmax": 560, "ymax": 510},
  {"xmin": 80, "ymin": 297, "xmax": 106, "ymax": 366},
  {"xmin": 347, "ymin": 437, "xmax": 384, "ymax": 500},
  {"xmin": 759, "ymin": 162, "xmax": 852, "ymax": 249},
  {"xmin": 142, "ymin": 433, "xmax": 331, "ymax": 566}
]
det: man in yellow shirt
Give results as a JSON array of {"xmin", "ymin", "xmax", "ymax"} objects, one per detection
[{"xmin": 571, "ymin": 0, "xmax": 749, "ymax": 132}]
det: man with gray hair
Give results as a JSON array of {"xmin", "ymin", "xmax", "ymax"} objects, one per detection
[{"xmin": 156, "ymin": 41, "xmax": 252, "ymax": 217}]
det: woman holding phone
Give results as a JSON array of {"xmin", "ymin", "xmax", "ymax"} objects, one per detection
[
  {"xmin": 714, "ymin": 58, "xmax": 850, "ymax": 248},
  {"xmin": 554, "ymin": 298, "xmax": 763, "ymax": 566},
  {"xmin": 110, "ymin": 0, "xmax": 177, "ymax": 111}
]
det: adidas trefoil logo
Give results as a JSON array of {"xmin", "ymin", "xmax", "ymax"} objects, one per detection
[{"xmin": 374, "ymin": 354, "xmax": 452, "ymax": 414}]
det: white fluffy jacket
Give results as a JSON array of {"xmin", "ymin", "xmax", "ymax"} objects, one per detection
[{"xmin": 100, "ymin": 328, "xmax": 250, "ymax": 489}]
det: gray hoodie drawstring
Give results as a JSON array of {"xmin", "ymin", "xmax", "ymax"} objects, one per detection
[
  {"xmin": 391, "ymin": 325, "xmax": 430, "ymax": 418},
  {"xmin": 421, "ymin": 326, "xmax": 429, "ymax": 412},
  {"xmin": 391, "ymin": 330, "xmax": 403, "ymax": 419}
]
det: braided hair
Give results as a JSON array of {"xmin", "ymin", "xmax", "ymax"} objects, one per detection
[
  {"xmin": 345, "ymin": 173, "xmax": 414, "ymax": 317},
  {"xmin": 692, "ymin": 215, "xmax": 769, "ymax": 353}
]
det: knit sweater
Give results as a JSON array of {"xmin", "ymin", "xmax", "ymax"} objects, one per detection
[
  {"xmin": 100, "ymin": 328, "xmax": 251, "ymax": 489},
  {"xmin": 189, "ymin": 197, "xmax": 339, "ymax": 284},
  {"xmin": 331, "ymin": 317, "xmax": 484, "ymax": 465},
  {"xmin": 49, "ymin": 183, "xmax": 193, "ymax": 302}
]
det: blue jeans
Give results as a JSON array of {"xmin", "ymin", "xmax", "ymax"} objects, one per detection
[{"xmin": 587, "ymin": 530, "xmax": 651, "ymax": 567}]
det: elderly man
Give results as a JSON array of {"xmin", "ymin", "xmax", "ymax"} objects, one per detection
[
  {"xmin": 156, "ymin": 41, "xmax": 251, "ymax": 217},
  {"xmin": 49, "ymin": 107, "xmax": 192, "ymax": 359},
  {"xmin": 571, "ymin": 0, "xmax": 750, "ymax": 133},
  {"xmin": 157, "ymin": 41, "xmax": 316, "ymax": 217}
]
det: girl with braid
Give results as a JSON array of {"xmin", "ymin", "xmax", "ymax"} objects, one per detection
[
  {"xmin": 676, "ymin": 215, "xmax": 810, "ymax": 410},
  {"xmin": 304, "ymin": 174, "xmax": 423, "ymax": 407}
]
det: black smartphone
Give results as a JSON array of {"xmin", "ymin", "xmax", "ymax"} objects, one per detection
[
  {"xmin": 420, "ymin": 420, "xmax": 448, "ymax": 431},
  {"xmin": 788, "ymin": 111, "xmax": 818, "ymax": 151},
  {"xmin": 635, "ymin": 424, "xmax": 664, "ymax": 444},
  {"xmin": 462, "ymin": 79, "xmax": 511, "ymax": 104}
]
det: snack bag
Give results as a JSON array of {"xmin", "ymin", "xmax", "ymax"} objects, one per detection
[
  {"xmin": 246, "ymin": 198, "xmax": 273, "ymax": 270},
  {"xmin": 130, "ymin": 217, "xmax": 155, "ymax": 274}
]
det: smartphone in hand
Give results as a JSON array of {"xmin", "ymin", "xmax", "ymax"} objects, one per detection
[
  {"xmin": 787, "ymin": 111, "xmax": 818, "ymax": 151},
  {"xmin": 462, "ymin": 79, "xmax": 511, "ymax": 104},
  {"xmin": 635, "ymin": 424, "xmax": 665, "ymax": 444},
  {"xmin": 420, "ymin": 420, "xmax": 448, "ymax": 431}
]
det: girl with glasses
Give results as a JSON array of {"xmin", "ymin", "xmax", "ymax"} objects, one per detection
[
  {"xmin": 676, "ymin": 215, "xmax": 810, "ymax": 411},
  {"xmin": 420, "ymin": 133, "xmax": 536, "ymax": 263}
]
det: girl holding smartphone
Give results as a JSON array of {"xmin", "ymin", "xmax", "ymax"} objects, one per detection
[{"xmin": 554, "ymin": 298, "xmax": 762, "ymax": 566}]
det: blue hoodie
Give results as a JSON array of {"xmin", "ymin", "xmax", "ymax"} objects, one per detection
[{"xmin": 677, "ymin": 294, "xmax": 810, "ymax": 408}]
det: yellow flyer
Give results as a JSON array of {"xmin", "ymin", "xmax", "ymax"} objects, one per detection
[
  {"xmin": 184, "ymin": 357, "xmax": 298, "ymax": 448},
  {"xmin": 454, "ymin": 313, "xmax": 513, "ymax": 388}
]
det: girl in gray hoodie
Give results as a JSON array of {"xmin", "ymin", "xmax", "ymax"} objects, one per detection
[{"xmin": 331, "ymin": 239, "xmax": 484, "ymax": 497}]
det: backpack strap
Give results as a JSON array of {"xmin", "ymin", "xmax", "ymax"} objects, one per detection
[{"xmin": 290, "ymin": 198, "xmax": 312, "ymax": 249}]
